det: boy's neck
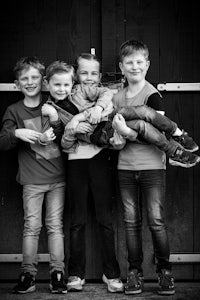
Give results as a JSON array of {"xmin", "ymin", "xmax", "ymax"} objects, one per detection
[
  {"xmin": 127, "ymin": 79, "xmax": 146, "ymax": 97},
  {"xmin": 23, "ymin": 95, "xmax": 42, "ymax": 107}
]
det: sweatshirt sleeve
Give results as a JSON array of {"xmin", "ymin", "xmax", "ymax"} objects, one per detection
[
  {"xmin": 0, "ymin": 107, "xmax": 19, "ymax": 151},
  {"xmin": 95, "ymin": 86, "xmax": 114, "ymax": 110},
  {"xmin": 61, "ymin": 130, "xmax": 78, "ymax": 153}
]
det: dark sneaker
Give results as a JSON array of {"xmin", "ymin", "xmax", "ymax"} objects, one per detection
[
  {"xmin": 173, "ymin": 131, "xmax": 199, "ymax": 152},
  {"xmin": 102, "ymin": 274, "xmax": 124, "ymax": 293},
  {"xmin": 124, "ymin": 269, "xmax": 144, "ymax": 295},
  {"xmin": 49, "ymin": 270, "xmax": 67, "ymax": 294},
  {"xmin": 67, "ymin": 276, "xmax": 85, "ymax": 292},
  {"xmin": 169, "ymin": 146, "xmax": 200, "ymax": 168},
  {"xmin": 158, "ymin": 269, "xmax": 175, "ymax": 295},
  {"xmin": 13, "ymin": 272, "xmax": 36, "ymax": 294}
]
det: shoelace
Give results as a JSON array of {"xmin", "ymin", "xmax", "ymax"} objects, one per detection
[
  {"xmin": 19, "ymin": 274, "xmax": 34, "ymax": 287},
  {"xmin": 159, "ymin": 273, "xmax": 174, "ymax": 288},
  {"xmin": 127, "ymin": 272, "xmax": 141, "ymax": 287}
]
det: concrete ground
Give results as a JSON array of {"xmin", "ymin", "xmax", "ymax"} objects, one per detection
[{"xmin": 0, "ymin": 282, "xmax": 200, "ymax": 300}]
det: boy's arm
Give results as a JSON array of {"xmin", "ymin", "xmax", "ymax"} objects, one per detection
[
  {"xmin": 64, "ymin": 112, "xmax": 87, "ymax": 135},
  {"xmin": 95, "ymin": 86, "xmax": 114, "ymax": 110},
  {"xmin": 61, "ymin": 121, "xmax": 93, "ymax": 152},
  {"xmin": 0, "ymin": 113, "xmax": 42, "ymax": 150},
  {"xmin": 0, "ymin": 119, "xmax": 19, "ymax": 150}
]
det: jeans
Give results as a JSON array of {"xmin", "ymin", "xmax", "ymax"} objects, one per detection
[
  {"xmin": 90, "ymin": 105, "xmax": 180, "ymax": 155},
  {"xmin": 118, "ymin": 169, "xmax": 171, "ymax": 273},
  {"xmin": 22, "ymin": 182, "xmax": 66, "ymax": 276},
  {"xmin": 118, "ymin": 105, "xmax": 179, "ymax": 156},
  {"xmin": 67, "ymin": 150, "xmax": 120, "ymax": 279}
]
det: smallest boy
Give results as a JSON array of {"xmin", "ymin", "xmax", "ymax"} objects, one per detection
[{"xmin": 0, "ymin": 56, "xmax": 67, "ymax": 294}]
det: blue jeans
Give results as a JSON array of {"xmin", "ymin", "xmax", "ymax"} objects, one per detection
[
  {"xmin": 118, "ymin": 169, "xmax": 171, "ymax": 274},
  {"xmin": 90, "ymin": 105, "xmax": 179, "ymax": 155},
  {"xmin": 67, "ymin": 150, "xmax": 120, "ymax": 279},
  {"xmin": 22, "ymin": 182, "xmax": 66, "ymax": 276},
  {"xmin": 118, "ymin": 105, "xmax": 179, "ymax": 156}
]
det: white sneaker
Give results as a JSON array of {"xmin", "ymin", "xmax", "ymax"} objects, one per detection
[
  {"xmin": 67, "ymin": 276, "xmax": 85, "ymax": 291},
  {"xmin": 102, "ymin": 274, "xmax": 124, "ymax": 293}
]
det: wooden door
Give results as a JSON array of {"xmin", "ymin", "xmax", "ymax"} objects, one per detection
[{"xmin": 0, "ymin": 0, "xmax": 200, "ymax": 281}]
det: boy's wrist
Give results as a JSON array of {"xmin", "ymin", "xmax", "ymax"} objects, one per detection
[{"xmin": 49, "ymin": 113, "xmax": 59, "ymax": 122}]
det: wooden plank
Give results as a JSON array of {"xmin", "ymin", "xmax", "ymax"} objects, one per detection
[
  {"xmin": 159, "ymin": 0, "xmax": 197, "ymax": 280},
  {"xmin": 101, "ymin": 0, "xmax": 117, "ymax": 80},
  {"xmin": 23, "ymin": 0, "xmax": 57, "ymax": 64}
]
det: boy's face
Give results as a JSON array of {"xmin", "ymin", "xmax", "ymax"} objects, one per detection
[
  {"xmin": 77, "ymin": 58, "xmax": 101, "ymax": 85},
  {"xmin": 46, "ymin": 72, "xmax": 73, "ymax": 101},
  {"xmin": 119, "ymin": 51, "xmax": 150, "ymax": 84},
  {"xmin": 15, "ymin": 66, "xmax": 43, "ymax": 97}
]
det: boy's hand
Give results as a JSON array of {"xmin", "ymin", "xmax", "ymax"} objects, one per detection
[
  {"xmin": 112, "ymin": 113, "xmax": 130, "ymax": 136},
  {"xmin": 39, "ymin": 127, "xmax": 56, "ymax": 144},
  {"xmin": 41, "ymin": 104, "xmax": 58, "ymax": 121},
  {"xmin": 88, "ymin": 106, "xmax": 103, "ymax": 124},
  {"xmin": 109, "ymin": 130, "xmax": 126, "ymax": 150},
  {"xmin": 76, "ymin": 122, "xmax": 94, "ymax": 134},
  {"xmin": 65, "ymin": 118, "xmax": 80, "ymax": 135},
  {"xmin": 15, "ymin": 128, "xmax": 42, "ymax": 144}
]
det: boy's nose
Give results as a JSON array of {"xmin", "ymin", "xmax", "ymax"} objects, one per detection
[
  {"xmin": 86, "ymin": 73, "xmax": 92, "ymax": 80},
  {"xmin": 27, "ymin": 78, "xmax": 34, "ymax": 84}
]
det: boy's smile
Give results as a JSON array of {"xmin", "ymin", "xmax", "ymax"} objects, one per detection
[
  {"xmin": 77, "ymin": 58, "xmax": 101, "ymax": 86},
  {"xmin": 15, "ymin": 66, "xmax": 43, "ymax": 97},
  {"xmin": 47, "ymin": 72, "xmax": 73, "ymax": 101},
  {"xmin": 119, "ymin": 52, "xmax": 150, "ymax": 84}
]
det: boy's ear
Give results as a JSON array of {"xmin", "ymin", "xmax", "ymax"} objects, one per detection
[
  {"xmin": 43, "ymin": 78, "xmax": 49, "ymax": 90},
  {"xmin": 119, "ymin": 62, "xmax": 124, "ymax": 74},
  {"xmin": 14, "ymin": 80, "xmax": 20, "ymax": 89}
]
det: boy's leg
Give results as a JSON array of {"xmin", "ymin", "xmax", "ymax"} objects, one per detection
[
  {"xmin": 45, "ymin": 182, "xmax": 66, "ymax": 273},
  {"xmin": 90, "ymin": 150, "xmax": 123, "ymax": 293},
  {"xmin": 13, "ymin": 184, "xmax": 44, "ymax": 293},
  {"xmin": 22, "ymin": 184, "xmax": 45, "ymax": 276},
  {"xmin": 117, "ymin": 105, "xmax": 177, "ymax": 136},
  {"xmin": 67, "ymin": 160, "xmax": 89, "ymax": 290},
  {"xmin": 118, "ymin": 169, "xmax": 144, "ymax": 294},
  {"xmin": 126, "ymin": 119, "xmax": 178, "ymax": 156},
  {"xmin": 143, "ymin": 169, "xmax": 175, "ymax": 295},
  {"xmin": 45, "ymin": 182, "xmax": 67, "ymax": 294}
]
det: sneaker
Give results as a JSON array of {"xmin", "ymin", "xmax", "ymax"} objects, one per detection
[
  {"xmin": 49, "ymin": 270, "xmax": 67, "ymax": 294},
  {"xmin": 124, "ymin": 269, "xmax": 144, "ymax": 295},
  {"xmin": 173, "ymin": 131, "xmax": 199, "ymax": 152},
  {"xmin": 102, "ymin": 274, "xmax": 124, "ymax": 293},
  {"xmin": 67, "ymin": 276, "xmax": 85, "ymax": 292},
  {"xmin": 158, "ymin": 269, "xmax": 175, "ymax": 295},
  {"xmin": 13, "ymin": 272, "xmax": 36, "ymax": 294},
  {"xmin": 169, "ymin": 146, "xmax": 200, "ymax": 168}
]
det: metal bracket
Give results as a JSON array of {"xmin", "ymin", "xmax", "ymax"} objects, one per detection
[
  {"xmin": 155, "ymin": 253, "xmax": 200, "ymax": 264},
  {"xmin": 157, "ymin": 83, "xmax": 200, "ymax": 91},
  {"xmin": 0, "ymin": 254, "xmax": 50, "ymax": 262},
  {"xmin": 0, "ymin": 83, "xmax": 48, "ymax": 92}
]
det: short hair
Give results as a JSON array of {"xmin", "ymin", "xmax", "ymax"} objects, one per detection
[
  {"xmin": 13, "ymin": 56, "xmax": 45, "ymax": 79},
  {"xmin": 75, "ymin": 53, "xmax": 101, "ymax": 72},
  {"xmin": 45, "ymin": 61, "xmax": 75, "ymax": 82},
  {"xmin": 119, "ymin": 39, "xmax": 149, "ymax": 62}
]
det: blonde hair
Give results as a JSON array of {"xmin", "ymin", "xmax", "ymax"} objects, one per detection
[{"xmin": 45, "ymin": 60, "xmax": 75, "ymax": 82}]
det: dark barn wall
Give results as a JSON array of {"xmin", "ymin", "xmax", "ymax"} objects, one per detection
[{"xmin": 0, "ymin": 0, "xmax": 200, "ymax": 281}]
